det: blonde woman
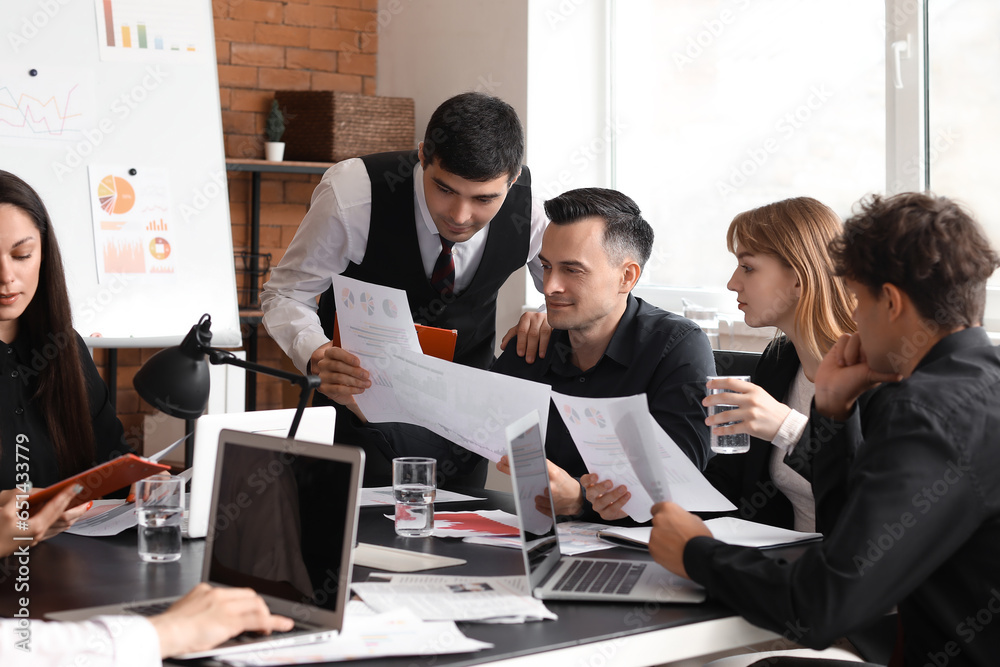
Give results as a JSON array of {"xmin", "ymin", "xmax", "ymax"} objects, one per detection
[
  {"xmin": 701, "ymin": 197, "xmax": 855, "ymax": 533},
  {"xmin": 586, "ymin": 197, "xmax": 855, "ymax": 533}
]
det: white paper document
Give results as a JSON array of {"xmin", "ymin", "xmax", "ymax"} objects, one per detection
[
  {"xmin": 66, "ymin": 500, "xmax": 137, "ymax": 536},
  {"xmin": 464, "ymin": 520, "xmax": 616, "ymax": 556},
  {"xmin": 330, "ymin": 274, "xmax": 423, "ymax": 421},
  {"xmin": 360, "ymin": 486, "xmax": 485, "ymax": 507},
  {"xmin": 352, "ymin": 574, "xmax": 557, "ymax": 623},
  {"xmin": 553, "ymin": 392, "xmax": 736, "ymax": 522},
  {"xmin": 600, "ymin": 518, "xmax": 822, "ymax": 550},
  {"xmin": 217, "ymin": 607, "xmax": 492, "ymax": 665},
  {"xmin": 373, "ymin": 348, "xmax": 551, "ymax": 462}
]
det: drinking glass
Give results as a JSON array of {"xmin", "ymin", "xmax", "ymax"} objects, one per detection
[
  {"xmin": 707, "ymin": 375, "xmax": 751, "ymax": 454},
  {"xmin": 136, "ymin": 476, "xmax": 184, "ymax": 562},
  {"xmin": 392, "ymin": 457, "xmax": 436, "ymax": 538}
]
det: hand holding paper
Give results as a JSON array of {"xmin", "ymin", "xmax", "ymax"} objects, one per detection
[{"xmin": 554, "ymin": 392, "xmax": 735, "ymax": 522}]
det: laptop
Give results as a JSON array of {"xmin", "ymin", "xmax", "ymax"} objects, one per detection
[
  {"xmin": 49, "ymin": 428, "xmax": 365, "ymax": 659},
  {"xmin": 505, "ymin": 411, "xmax": 705, "ymax": 604},
  {"xmin": 185, "ymin": 407, "xmax": 336, "ymax": 538}
]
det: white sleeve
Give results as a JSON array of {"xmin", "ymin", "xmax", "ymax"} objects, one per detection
[
  {"xmin": 0, "ymin": 616, "xmax": 161, "ymax": 667},
  {"xmin": 260, "ymin": 159, "xmax": 373, "ymax": 373},
  {"xmin": 525, "ymin": 195, "xmax": 549, "ymax": 295},
  {"xmin": 771, "ymin": 409, "xmax": 809, "ymax": 452}
]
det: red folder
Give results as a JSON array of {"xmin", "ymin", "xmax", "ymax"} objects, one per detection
[
  {"xmin": 332, "ymin": 315, "xmax": 457, "ymax": 362},
  {"xmin": 26, "ymin": 454, "xmax": 169, "ymax": 514}
]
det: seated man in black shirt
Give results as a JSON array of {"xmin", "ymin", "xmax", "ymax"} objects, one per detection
[
  {"xmin": 648, "ymin": 192, "xmax": 1000, "ymax": 666},
  {"xmin": 493, "ymin": 188, "xmax": 715, "ymax": 518}
]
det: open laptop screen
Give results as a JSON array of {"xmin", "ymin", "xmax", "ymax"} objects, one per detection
[
  {"xmin": 207, "ymin": 436, "xmax": 356, "ymax": 618},
  {"xmin": 505, "ymin": 412, "xmax": 561, "ymax": 582}
]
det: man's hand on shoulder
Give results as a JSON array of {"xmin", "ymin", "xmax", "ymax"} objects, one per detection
[
  {"xmin": 310, "ymin": 342, "xmax": 371, "ymax": 421},
  {"xmin": 814, "ymin": 334, "xmax": 901, "ymax": 421},
  {"xmin": 500, "ymin": 311, "xmax": 551, "ymax": 364}
]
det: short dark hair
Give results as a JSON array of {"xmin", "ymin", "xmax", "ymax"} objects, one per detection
[
  {"xmin": 421, "ymin": 92, "xmax": 524, "ymax": 183},
  {"xmin": 830, "ymin": 192, "xmax": 1000, "ymax": 328},
  {"xmin": 544, "ymin": 188, "xmax": 654, "ymax": 268}
]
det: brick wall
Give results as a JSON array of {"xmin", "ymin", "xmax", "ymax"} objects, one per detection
[{"xmin": 99, "ymin": 0, "xmax": 379, "ymax": 453}]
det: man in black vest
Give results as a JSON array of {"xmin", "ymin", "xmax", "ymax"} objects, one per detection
[{"xmin": 261, "ymin": 92, "xmax": 550, "ymax": 486}]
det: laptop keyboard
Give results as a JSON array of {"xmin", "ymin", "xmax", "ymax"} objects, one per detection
[
  {"xmin": 126, "ymin": 601, "xmax": 172, "ymax": 616},
  {"xmin": 552, "ymin": 559, "xmax": 646, "ymax": 595}
]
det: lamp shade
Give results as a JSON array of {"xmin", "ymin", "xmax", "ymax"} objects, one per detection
[{"xmin": 133, "ymin": 316, "xmax": 213, "ymax": 420}]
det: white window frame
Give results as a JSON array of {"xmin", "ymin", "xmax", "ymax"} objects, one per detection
[{"xmin": 531, "ymin": 0, "xmax": 1000, "ymax": 340}]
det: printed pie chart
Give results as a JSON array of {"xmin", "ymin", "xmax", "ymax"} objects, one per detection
[
  {"xmin": 359, "ymin": 292, "xmax": 375, "ymax": 316},
  {"xmin": 97, "ymin": 175, "xmax": 136, "ymax": 215},
  {"xmin": 149, "ymin": 237, "xmax": 171, "ymax": 260}
]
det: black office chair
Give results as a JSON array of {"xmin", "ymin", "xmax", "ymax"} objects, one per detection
[{"xmin": 712, "ymin": 349, "xmax": 761, "ymax": 377}]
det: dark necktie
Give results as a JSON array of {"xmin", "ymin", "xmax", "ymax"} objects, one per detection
[{"xmin": 430, "ymin": 236, "xmax": 456, "ymax": 296}]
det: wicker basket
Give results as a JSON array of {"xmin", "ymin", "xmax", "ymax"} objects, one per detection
[{"xmin": 274, "ymin": 91, "xmax": 415, "ymax": 162}]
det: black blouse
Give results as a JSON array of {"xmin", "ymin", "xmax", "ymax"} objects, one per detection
[{"xmin": 0, "ymin": 331, "xmax": 132, "ymax": 490}]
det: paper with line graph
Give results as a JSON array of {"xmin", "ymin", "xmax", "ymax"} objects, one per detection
[
  {"xmin": 87, "ymin": 165, "xmax": 175, "ymax": 282},
  {"xmin": 553, "ymin": 392, "xmax": 735, "ymax": 521},
  {"xmin": 331, "ymin": 275, "xmax": 422, "ymax": 422},
  {"xmin": 0, "ymin": 67, "xmax": 96, "ymax": 143},
  {"xmin": 375, "ymin": 348, "xmax": 551, "ymax": 463}
]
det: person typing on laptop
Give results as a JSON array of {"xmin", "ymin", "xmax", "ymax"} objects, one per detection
[{"xmin": 0, "ymin": 487, "xmax": 294, "ymax": 667}]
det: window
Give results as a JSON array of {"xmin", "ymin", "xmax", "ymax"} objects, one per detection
[
  {"xmin": 928, "ymin": 0, "xmax": 1000, "ymax": 287},
  {"xmin": 525, "ymin": 0, "xmax": 999, "ymax": 331},
  {"xmin": 611, "ymin": 0, "xmax": 885, "ymax": 291}
]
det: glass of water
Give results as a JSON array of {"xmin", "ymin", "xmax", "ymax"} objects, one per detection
[
  {"xmin": 136, "ymin": 476, "xmax": 184, "ymax": 562},
  {"xmin": 706, "ymin": 375, "xmax": 751, "ymax": 454},
  {"xmin": 392, "ymin": 457, "xmax": 436, "ymax": 538}
]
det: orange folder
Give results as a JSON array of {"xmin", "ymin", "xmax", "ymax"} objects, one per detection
[
  {"xmin": 26, "ymin": 454, "xmax": 170, "ymax": 514},
  {"xmin": 332, "ymin": 315, "xmax": 457, "ymax": 362}
]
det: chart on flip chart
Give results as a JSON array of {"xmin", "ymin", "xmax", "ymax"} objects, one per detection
[{"xmin": 0, "ymin": 1, "xmax": 239, "ymax": 347}]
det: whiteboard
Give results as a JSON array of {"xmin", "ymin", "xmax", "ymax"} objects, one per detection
[{"xmin": 0, "ymin": 0, "xmax": 240, "ymax": 348}]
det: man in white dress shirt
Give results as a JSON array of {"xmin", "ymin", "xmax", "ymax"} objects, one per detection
[{"xmin": 261, "ymin": 92, "xmax": 549, "ymax": 485}]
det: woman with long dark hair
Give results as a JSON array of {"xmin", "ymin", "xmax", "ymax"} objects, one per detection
[{"xmin": 0, "ymin": 170, "xmax": 131, "ymax": 491}]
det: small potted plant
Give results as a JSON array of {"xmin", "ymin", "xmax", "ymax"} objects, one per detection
[{"xmin": 264, "ymin": 99, "xmax": 286, "ymax": 161}]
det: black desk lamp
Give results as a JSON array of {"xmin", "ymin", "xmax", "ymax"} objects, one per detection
[{"xmin": 133, "ymin": 313, "xmax": 321, "ymax": 466}]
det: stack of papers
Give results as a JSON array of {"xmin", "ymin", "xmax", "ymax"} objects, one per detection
[
  {"xmin": 464, "ymin": 520, "xmax": 615, "ymax": 556},
  {"xmin": 218, "ymin": 602, "xmax": 492, "ymax": 665},
  {"xmin": 598, "ymin": 517, "xmax": 822, "ymax": 550},
  {"xmin": 66, "ymin": 500, "xmax": 136, "ymax": 536},
  {"xmin": 351, "ymin": 574, "xmax": 557, "ymax": 624},
  {"xmin": 361, "ymin": 486, "xmax": 485, "ymax": 506}
]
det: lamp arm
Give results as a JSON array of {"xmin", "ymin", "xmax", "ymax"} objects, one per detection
[{"xmin": 206, "ymin": 348, "xmax": 321, "ymax": 440}]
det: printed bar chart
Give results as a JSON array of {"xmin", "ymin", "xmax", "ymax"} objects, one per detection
[
  {"xmin": 103, "ymin": 0, "xmax": 115, "ymax": 47},
  {"xmin": 97, "ymin": 0, "xmax": 204, "ymax": 56}
]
